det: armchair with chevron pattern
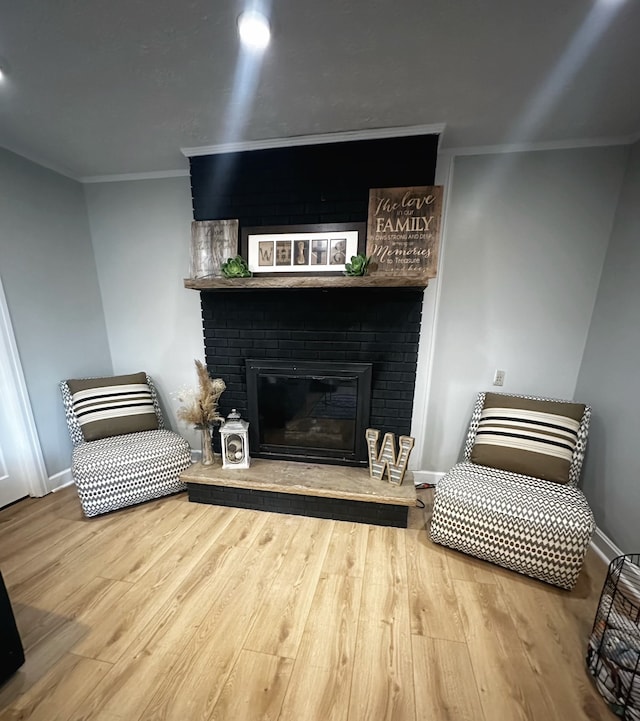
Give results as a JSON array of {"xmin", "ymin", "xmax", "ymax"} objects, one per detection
[
  {"xmin": 60, "ymin": 372, "xmax": 192, "ymax": 517},
  {"xmin": 429, "ymin": 391, "xmax": 595, "ymax": 590}
]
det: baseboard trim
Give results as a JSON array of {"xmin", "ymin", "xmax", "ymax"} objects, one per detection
[
  {"xmin": 413, "ymin": 470, "xmax": 445, "ymax": 486},
  {"xmin": 48, "ymin": 468, "xmax": 74, "ymax": 493},
  {"xmin": 590, "ymin": 527, "xmax": 624, "ymax": 566}
]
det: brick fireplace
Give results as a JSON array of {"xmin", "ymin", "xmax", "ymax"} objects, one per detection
[
  {"xmin": 184, "ymin": 133, "xmax": 437, "ymax": 526},
  {"xmin": 200, "ymin": 286, "xmax": 423, "ymax": 460}
]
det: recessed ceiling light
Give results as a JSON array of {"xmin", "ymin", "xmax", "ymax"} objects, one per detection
[{"xmin": 237, "ymin": 10, "xmax": 271, "ymax": 51}]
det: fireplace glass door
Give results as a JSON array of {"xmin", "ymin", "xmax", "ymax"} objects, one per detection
[{"xmin": 245, "ymin": 360, "xmax": 372, "ymax": 466}]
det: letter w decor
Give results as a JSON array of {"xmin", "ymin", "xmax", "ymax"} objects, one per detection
[
  {"xmin": 366, "ymin": 185, "xmax": 443, "ymax": 279},
  {"xmin": 365, "ymin": 428, "xmax": 415, "ymax": 486}
]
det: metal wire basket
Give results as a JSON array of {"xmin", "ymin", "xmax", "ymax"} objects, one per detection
[{"xmin": 587, "ymin": 554, "xmax": 640, "ymax": 719}]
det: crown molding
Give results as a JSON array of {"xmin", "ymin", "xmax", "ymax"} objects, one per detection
[
  {"xmin": 181, "ymin": 124, "xmax": 447, "ymax": 158},
  {"xmin": 80, "ymin": 169, "xmax": 190, "ymax": 184},
  {"xmin": 78, "ymin": 125, "xmax": 640, "ymax": 183},
  {"xmin": 443, "ymin": 132, "xmax": 640, "ymax": 157}
]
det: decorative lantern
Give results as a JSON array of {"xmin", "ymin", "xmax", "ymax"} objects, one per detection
[{"xmin": 220, "ymin": 409, "xmax": 250, "ymax": 469}]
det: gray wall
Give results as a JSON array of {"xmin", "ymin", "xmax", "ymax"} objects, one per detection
[
  {"xmin": 0, "ymin": 147, "xmax": 112, "ymax": 476},
  {"xmin": 422, "ymin": 146, "xmax": 629, "ymax": 473},
  {"xmin": 575, "ymin": 140, "xmax": 640, "ymax": 553},
  {"xmin": 5, "ymin": 137, "xmax": 636, "ymax": 547},
  {"xmin": 82, "ymin": 147, "xmax": 631, "ymax": 484},
  {"xmin": 84, "ymin": 177, "xmax": 205, "ymax": 450}
]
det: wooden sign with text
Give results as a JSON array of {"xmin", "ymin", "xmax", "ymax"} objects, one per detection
[{"xmin": 366, "ymin": 186, "xmax": 443, "ymax": 278}]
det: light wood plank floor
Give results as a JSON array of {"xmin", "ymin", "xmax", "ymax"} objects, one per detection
[{"xmin": 0, "ymin": 486, "xmax": 611, "ymax": 721}]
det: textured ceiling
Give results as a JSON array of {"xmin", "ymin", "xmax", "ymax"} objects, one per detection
[{"xmin": 0, "ymin": 0, "xmax": 638, "ymax": 180}]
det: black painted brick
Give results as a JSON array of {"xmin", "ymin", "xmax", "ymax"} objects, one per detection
[
  {"xmin": 200, "ymin": 288, "xmax": 422, "ymax": 439},
  {"xmin": 187, "ymin": 483, "xmax": 409, "ymax": 527},
  {"xmin": 252, "ymin": 339, "xmax": 279, "ymax": 349},
  {"xmin": 190, "ymin": 136, "xmax": 437, "ymax": 225},
  {"xmin": 213, "ymin": 329, "xmax": 241, "ymax": 338},
  {"xmin": 265, "ymin": 349, "xmax": 293, "ymax": 358}
]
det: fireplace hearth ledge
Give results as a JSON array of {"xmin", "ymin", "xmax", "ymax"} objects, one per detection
[{"xmin": 180, "ymin": 458, "xmax": 417, "ymax": 527}]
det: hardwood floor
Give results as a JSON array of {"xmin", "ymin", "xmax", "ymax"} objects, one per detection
[{"xmin": 0, "ymin": 485, "xmax": 611, "ymax": 721}]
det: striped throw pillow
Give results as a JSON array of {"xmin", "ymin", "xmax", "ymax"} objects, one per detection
[
  {"xmin": 469, "ymin": 393, "xmax": 586, "ymax": 484},
  {"xmin": 67, "ymin": 372, "xmax": 159, "ymax": 441}
]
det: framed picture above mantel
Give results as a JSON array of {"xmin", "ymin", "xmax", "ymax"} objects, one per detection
[
  {"xmin": 242, "ymin": 223, "xmax": 365, "ymax": 276},
  {"xmin": 366, "ymin": 186, "xmax": 443, "ymax": 279}
]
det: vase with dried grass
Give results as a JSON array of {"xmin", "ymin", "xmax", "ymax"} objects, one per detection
[{"xmin": 175, "ymin": 360, "xmax": 226, "ymax": 465}]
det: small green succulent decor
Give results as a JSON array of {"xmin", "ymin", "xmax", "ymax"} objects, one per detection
[
  {"xmin": 343, "ymin": 253, "xmax": 371, "ymax": 277},
  {"xmin": 221, "ymin": 255, "xmax": 252, "ymax": 278}
]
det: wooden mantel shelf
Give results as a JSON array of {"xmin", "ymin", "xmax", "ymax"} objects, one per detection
[{"xmin": 184, "ymin": 275, "xmax": 429, "ymax": 291}]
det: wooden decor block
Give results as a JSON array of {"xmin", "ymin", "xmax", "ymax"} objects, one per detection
[
  {"xmin": 189, "ymin": 219, "xmax": 239, "ymax": 278},
  {"xmin": 366, "ymin": 428, "xmax": 415, "ymax": 485},
  {"xmin": 366, "ymin": 186, "xmax": 443, "ymax": 279}
]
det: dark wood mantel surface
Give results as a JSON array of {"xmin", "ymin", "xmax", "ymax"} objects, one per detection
[{"xmin": 184, "ymin": 274, "xmax": 429, "ymax": 291}]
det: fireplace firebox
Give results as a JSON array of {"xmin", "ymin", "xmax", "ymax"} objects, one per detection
[{"xmin": 246, "ymin": 359, "xmax": 372, "ymax": 466}]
